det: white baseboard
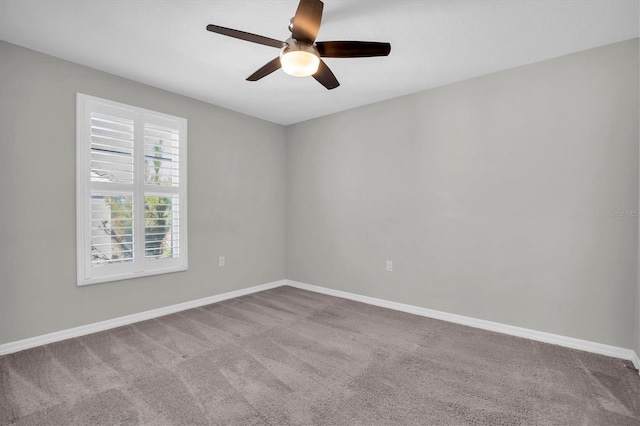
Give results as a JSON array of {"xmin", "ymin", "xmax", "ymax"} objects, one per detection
[
  {"xmin": 632, "ymin": 351, "xmax": 640, "ymax": 371},
  {"xmin": 285, "ymin": 280, "xmax": 640, "ymax": 370},
  {"xmin": 3, "ymin": 277, "xmax": 639, "ymax": 374},
  {"xmin": 0, "ymin": 280, "xmax": 285, "ymax": 356}
]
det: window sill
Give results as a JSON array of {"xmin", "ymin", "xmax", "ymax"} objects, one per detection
[{"xmin": 77, "ymin": 265, "xmax": 188, "ymax": 287}]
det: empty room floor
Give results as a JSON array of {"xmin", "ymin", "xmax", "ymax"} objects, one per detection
[{"xmin": 1, "ymin": 286, "xmax": 638, "ymax": 425}]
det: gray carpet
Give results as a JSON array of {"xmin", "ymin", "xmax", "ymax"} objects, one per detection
[{"xmin": 1, "ymin": 286, "xmax": 639, "ymax": 425}]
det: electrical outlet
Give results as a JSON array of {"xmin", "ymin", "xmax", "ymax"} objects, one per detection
[
  {"xmin": 219, "ymin": 256, "xmax": 225, "ymax": 267},
  {"xmin": 386, "ymin": 260, "xmax": 393, "ymax": 272}
]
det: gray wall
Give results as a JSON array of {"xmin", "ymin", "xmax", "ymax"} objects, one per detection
[
  {"xmin": 0, "ymin": 41, "xmax": 286, "ymax": 345},
  {"xmin": 2, "ymin": 38, "xmax": 638, "ymax": 352},
  {"xmin": 286, "ymin": 39, "xmax": 639, "ymax": 349}
]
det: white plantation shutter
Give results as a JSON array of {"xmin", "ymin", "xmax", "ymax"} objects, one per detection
[
  {"xmin": 77, "ymin": 94, "xmax": 188, "ymax": 285},
  {"xmin": 90, "ymin": 192, "xmax": 134, "ymax": 265},
  {"xmin": 142, "ymin": 123, "xmax": 182, "ymax": 261},
  {"xmin": 144, "ymin": 123, "xmax": 180, "ymax": 187},
  {"xmin": 144, "ymin": 194, "xmax": 180, "ymax": 260},
  {"xmin": 90, "ymin": 114, "xmax": 134, "ymax": 184}
]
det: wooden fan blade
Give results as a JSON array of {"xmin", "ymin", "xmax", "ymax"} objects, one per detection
[
  {"xmin": 292, "ymin": 0, "xmax": 324, "ymax": 44},
  {"xmin": 316, "ymin": 41, "xmax": 391, "ymax": 58},
  {"xmin": 313, "ymin": 59, "xmax": 339, "ymax": 90},
  {"xmin": 246, "ymin": 57, "xmax": 282, "ymax": 81},
  {"xmin": 206, "ymin": 24, "xmax": 284, "ymax": 48}
]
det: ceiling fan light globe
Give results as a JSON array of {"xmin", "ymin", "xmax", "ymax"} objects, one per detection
[{"xmin": 281, "ymin": 50, "xmax": 320, "ymax": 77}]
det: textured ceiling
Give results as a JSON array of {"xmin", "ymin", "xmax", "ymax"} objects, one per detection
[{"xmin": 0, "ymin": 0, "xmax": 638, "ymax": 125}]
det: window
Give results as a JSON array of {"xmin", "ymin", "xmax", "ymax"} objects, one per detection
[{"xmin": 76, "ymin": 94, "xmax": 187, "ymax": 285}]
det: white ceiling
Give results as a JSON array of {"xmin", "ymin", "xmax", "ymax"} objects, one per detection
[{"xmin": 0, "ymin": 0, "xmax": 638, "ymax": 125}]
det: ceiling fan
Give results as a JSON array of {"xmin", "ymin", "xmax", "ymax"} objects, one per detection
[{"xmin": 206, "ymin": 0, "xmax": 391, "ymax": 90}]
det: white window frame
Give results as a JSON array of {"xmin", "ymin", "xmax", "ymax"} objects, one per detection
[{"xmin": 76, "ymin": 93, "xmax": 188, "ymax": 286}]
